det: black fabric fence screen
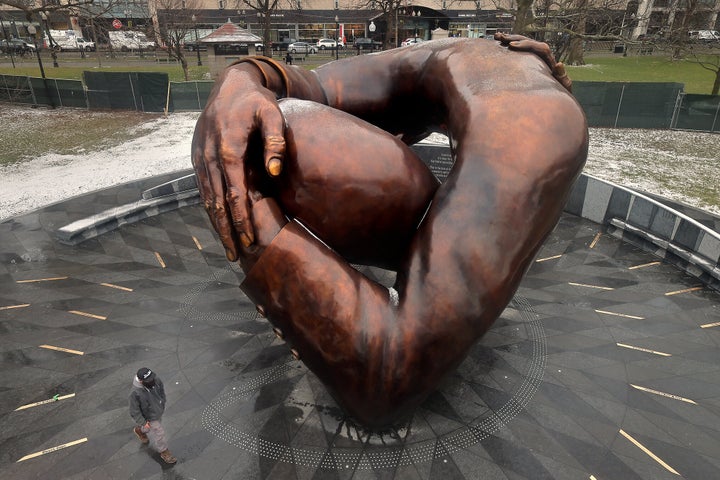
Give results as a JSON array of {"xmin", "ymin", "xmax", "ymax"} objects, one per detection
[
  {"xmin": 83, "ymin": 71, "xmax": 169, "ymax": 112},
  {"xmin": 169, "ymin": 81, "xmax": 214, "ymax": 111},
  {"xmin": 573, "ymin": 81, "xmax": 684, "ymax": 129},
  {"xmin": 0, "ymin": 74, "xmax": 34, "ymax": 105},
  {"xmin": 1, "ymin": 74, "xmax": 718, "ymax": 135},
  {"xmin": 672, "ymin": 94, "xmax": 720, "ymax": 133},
  {"xmin": 0, "ymin": 75, "xmax": 85, "ymax": 107}
]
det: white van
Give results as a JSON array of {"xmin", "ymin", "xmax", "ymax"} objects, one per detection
[
  {"xmin": 45, "ymin": 30, "xmax": 95, "ymax": 52},
  {"xmin": 109, "ymin": 31, "xmax": 156, "ymax": 51},
  {"xmin": 688, "ymin": 30, "xmax": 720, "ymax": 42}
]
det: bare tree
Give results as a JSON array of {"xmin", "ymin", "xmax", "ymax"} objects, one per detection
[
  {"xmin": 155, "ymin": 0, "xmax": 203, "ymax": 80},
  {"xmin": 235, "ymin": 0, "xmax": 282, "ymax": 55},
  {"xmin": 660, "ymin": 0, "xmax": 704, "ymax": 59},
  {"xmin": 513, "ymin": 0, "xmax": 534, "ymax": 34},
  {"xmin": 524, "ymin": 0, "xmax": 627, "ymax": 65},
  {"xmin": 657, "ymin": 0, "xmax": 720, "ymax": 94},
  {"xmin": 350, "ymin": 0, "xmax": 408, "ymax": 48},
  {"xmin": 693, "ymin": 53, "xmax": 720, "ymax": 95},
  {"xmin": 0, "ymin": 0, "xmax": 97, "ymax": 67}
]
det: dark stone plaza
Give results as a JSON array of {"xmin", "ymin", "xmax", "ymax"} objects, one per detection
[{"xmin": 1, "ymin": 166, "xmax": 719, "ymax": 479}]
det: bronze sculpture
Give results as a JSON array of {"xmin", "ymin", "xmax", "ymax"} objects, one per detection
[{"xmin": 191, "ymin": 34, "xmax": 588, "ymax": 427}]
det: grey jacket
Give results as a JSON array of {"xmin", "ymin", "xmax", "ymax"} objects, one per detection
[{"xmin": 129, "ymin": 375, "xmax": 166, "ymax": 425}]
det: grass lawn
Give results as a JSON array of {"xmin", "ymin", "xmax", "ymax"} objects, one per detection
[
  {"xmin": 2, "ymin": 50, "xmax": 718, "ymax": 93},
  {"xmin": 567, "ymin": 55, "xmax": 719, "ymax": 94},
  {"xmin": 0, "ymin": 106, "xmax": 165, "ymax": 166},
  {"xmin": 0, "ymin": 63, "xmax": 210, "ymax": 82}
]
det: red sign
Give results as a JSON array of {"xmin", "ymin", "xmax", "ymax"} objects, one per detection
[{"xmin": 112, "ymin": 19, "xmax": 122, "ymax": 29}]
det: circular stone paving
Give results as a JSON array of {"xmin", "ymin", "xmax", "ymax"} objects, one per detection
[
  {"xmin": 183, "ymin": 264, "xmax": 547, "ymax": 470},
  {"xmin": 1, "ymin": 181, "xmax": 718, "ymax": 480}
]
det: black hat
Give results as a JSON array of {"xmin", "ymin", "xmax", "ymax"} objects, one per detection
[{"xmin": 137, "ymin": 367, "xmax": 155, "ymax": 382}]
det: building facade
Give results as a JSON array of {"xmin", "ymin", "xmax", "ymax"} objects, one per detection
[{"xmin": 2, "ymin": 0, "xmax": 719, "ymax": 46}]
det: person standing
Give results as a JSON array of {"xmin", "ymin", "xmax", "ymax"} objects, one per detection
[{"xmin": 129, "ymin": 367, "xmax": 177, "ymax": 464}]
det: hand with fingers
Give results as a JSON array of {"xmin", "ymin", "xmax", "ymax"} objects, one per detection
[
  {"xmin": 189, "ymin": 39, "xmax": 588, "ymax": 427},
  {"xmin": 191, "ymin": 64, "xmax": 287, "ymax": 262},
  {"xmin": 494, "ymin": 32, "xmax": 572, "ymax": 92}
]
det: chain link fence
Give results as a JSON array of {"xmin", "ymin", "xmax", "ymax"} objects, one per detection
[
  {"xmin": 0, "ymin": 74, "xmax": 86, "ymax": 108},
  {"xmin": 573, "ymin": 81, "xmax": 685, "ymax": 129},
  {"xmin": 671, "ymin": 94, "xmax": 720, "ymax": 133},
  {"xmin": 170, "ymin": 81, "xmax": 214, "ymax": 111}
]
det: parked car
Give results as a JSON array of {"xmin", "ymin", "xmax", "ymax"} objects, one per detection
[
  {"xmin": 636, "ymin": 33, "xmax": 660, "ymax": 42},
  {"xmin": 688, "ymin": 30, "xmax": 720, "ymax": 43},
  {"xmin": 109, "ymin": 31, "xmax": 156, "ymax": 52},
  {"xmin": 183, "ymin": 41, "xmax": 207, "ymax": 52},
  {"xmin": 317, "ymin": 38, "xmax": 344, "ymax": 50},
  {"xmin": 1, "ymin": 38, "xmax": 35, "ymax": 54},
  {"xmin": 353, "ymin": 37, "xmax": 382, "ymax": 50},
  {"xmin": 44, "ymin": 30, "xmax": 95, "ymax": 52},
  {"xmin": 401, "ymin": 37, "xmax": 424, "ymax": 47},
  {"xmin": 271, "ymin": 39, "xmax": 297, "ymax": 52},
  {"xmin": 288, "ymin": 41, "xmax": 317, "ymax": 54}
]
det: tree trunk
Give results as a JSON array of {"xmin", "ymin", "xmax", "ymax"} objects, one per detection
[
  {"xmin": 90, "ymin": 18, "xmax": 102, "ymax": 68},
  {"xmin": 172, "ymin": 44, "xmax": 190, "ymax": 81},
  {"xmin": 566, "ymin": 35, "xmax": 585, "ymax": 65},
  {"xmin": 671, "ymin": 0, "xmax": 698, "ymax": 60},
  {"xmin": 566, "ymin": 3, "xmax": 588, "ymax": 66},
  {"xmin": 513, "ymin": 0, "xmax": 535, "ymax": 36},
  {"xmin": 263, "ymin": 11, "xmax": 272, "ymax": 57},
  {"xmin": 181, "ymin": 57, "xmax": 189, "ymax": 82}
]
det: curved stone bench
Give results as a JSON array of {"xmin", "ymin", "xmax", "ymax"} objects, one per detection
[
  {"xmin": 564, "ymin": 173, "xmax": 720, "ymax": 290},
  {"xmin": 56, "ymin": 187, "xmax": 201, "ymax": 245},
  {"xmin": 56, "ymin": 149, "xmax": 720, "ymax": 291}
]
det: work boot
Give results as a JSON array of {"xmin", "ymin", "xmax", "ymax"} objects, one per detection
[
  {"xmin": 133, "ymin": 426, "xmax": 149, "ymax": 444},
  {"xmin": 160, "ymin": 449, "xmax": 177, "ymax": 464}
]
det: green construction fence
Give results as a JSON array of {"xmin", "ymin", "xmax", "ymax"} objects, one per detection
[{"xmin": 1, "ymin": 73, "xmax": 719, "ymax": 133}]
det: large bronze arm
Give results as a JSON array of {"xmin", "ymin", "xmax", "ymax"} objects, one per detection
[{"xmin": 192, "ymin": 37, "xmax": 588, "ymax": 427}]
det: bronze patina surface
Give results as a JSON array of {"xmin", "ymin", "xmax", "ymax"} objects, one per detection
[{"xmin": 192, "ymin": 35, "xmax": 588, "ymax": 427}]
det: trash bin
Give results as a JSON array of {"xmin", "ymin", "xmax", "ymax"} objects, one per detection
[{"xmin": 614, "ymin": 44, "xmax": 626, "ymax": 54}]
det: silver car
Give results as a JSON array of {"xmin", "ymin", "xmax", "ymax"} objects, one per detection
[
  {"xmin": 288, "ymin": 41, "xmax": 317, "ymax": 54},
  {"xmin": 317, "ymin": 38, "xmax": 344, "ymax": 50},
  {"xmin": 401, "ymin": 37, "xmax": 425, "ymax": 47}
]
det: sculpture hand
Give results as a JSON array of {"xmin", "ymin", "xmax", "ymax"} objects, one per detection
[
  {"xmin": 494, "ymin": 32, "xmax": 572, "ymax": 92},
  {"xmin": 235, "ymin": 194, "xmax": 287, "ymax": 273},
  {"xmin": 191, "ymin": 66, "xmax": 286, "ymax": 261}
]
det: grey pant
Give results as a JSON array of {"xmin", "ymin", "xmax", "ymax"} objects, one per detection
[{"xmin": 140, "ymin": 420, "xmax": 168, "ymax": 452}]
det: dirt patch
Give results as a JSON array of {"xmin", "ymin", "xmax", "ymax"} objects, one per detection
[{"xmin": 0, "ymin": 106, "xmax": 164, "ymax": 166}]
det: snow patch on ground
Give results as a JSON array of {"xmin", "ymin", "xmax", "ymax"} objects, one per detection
[
  {"xmin": 0, "ymin": 112, "xmax": 200, "ymax": 222},
  {"xmin": 585, "ymin": 128, "xmax": 720, "ymax": 216},
  {"xmin": 1, "ymin": 115, "xmax": 718, "ymax": 222}
]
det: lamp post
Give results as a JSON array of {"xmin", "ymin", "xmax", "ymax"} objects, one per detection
[
  {"xmin": 26, "ymin": 24, "xmax": 45, "ymax": 79},
  {"xmin": 334, "ymin": 15, "xmax": 339, "ymax": 60},
  {"xmin": 369, "ymin": 20, "xmax": 376, "ymax": 50},
  {"xmin": 27, "ymin": 21, "xmax": 53, "ymax": 108},
  {"xmin": 191, "ymin": 14, "xmax": 202, "ymax": 66},
  {"xmin": 238, "ymin": 9, "xmax": 246, "ymax": 28},
  {"xmin": 413, "ymin": 11, "xmax": 418, "ymax": 43},
  {"xmin": 40, "ymin": 11, "xmax": 59, "ymax": 67},
  {"xmin": 0, "ymin": 17, "xmax": 15, "ymax": 68}
]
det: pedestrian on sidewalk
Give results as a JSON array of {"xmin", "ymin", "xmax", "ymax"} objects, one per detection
[{"xmin": 129, "ymin": 367, "xmax": 177, "ymax": 464}]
